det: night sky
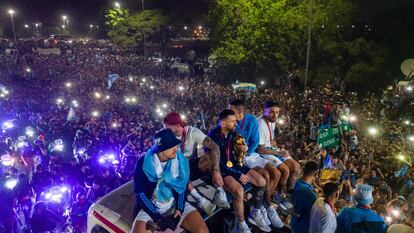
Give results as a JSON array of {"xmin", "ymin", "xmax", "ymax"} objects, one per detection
[{"xmin": 0, "ymin": 0, "xmax": 208, "ymax": 36}]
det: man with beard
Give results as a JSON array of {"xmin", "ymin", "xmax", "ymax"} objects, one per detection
[
  {"xmin": 164, "ymin": 112, "xmax": 228, "ymax": 215},
  {"xmin": 257, "ymin": 101, "xmax": 301, "ymax": 196},
  {"xmin": 208, "ymin": 109, "xmax": 271, "ymax": 233},
  {"xmin": 229, "ymin": 100, "xmax": 284, "ymax": 228}
]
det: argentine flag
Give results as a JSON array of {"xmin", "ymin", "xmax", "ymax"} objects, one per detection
[{"xmin": 107, "ymin": 74, "xmax": 120, "ymax": 90}]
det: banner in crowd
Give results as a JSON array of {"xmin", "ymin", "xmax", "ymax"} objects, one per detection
[
  {"xmin": 66, "ymin": 106, "xmax": 77, "ymax": 121},
  {"xmin": 317, "ymin": 122, "xmax": 351, "ymax": 148},
  {"xmin": 231, "ymin": 83, "xmax": 257, "ymax": 92},
  {"xmin": 107, "ymin": 74, "xmax": 120, "ymax": 90},
  {"xmin": 170, "ymin": 62, "xmax": 190, "ymax": 73}
]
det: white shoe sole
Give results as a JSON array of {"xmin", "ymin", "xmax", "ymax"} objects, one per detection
[{"xmin": 247, "ymin": 217, "xmax": 272, "ymax": 232}]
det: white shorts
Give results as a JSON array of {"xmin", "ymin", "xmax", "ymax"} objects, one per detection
[
  {"xmin": 261, "ymin": 154, "xmax": 284, "ymax": 168},
  {"xmin": 134, "ymin": 201, "xmax": 196, "ymax": 226},
  {"xmin": 244, "ymin": 153, "xmax": 272, "ymax": 169}
]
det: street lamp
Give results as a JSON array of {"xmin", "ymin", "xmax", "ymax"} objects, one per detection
[
  {"xmin": 184, "ymin": 26, "xmax": 187, "ymax": 30},
  {"xmin": 62, "ymin": 15, "xmax": 69, "ymax": 30},
  {"xmin": 35, "ymin": 23, "xmax": 39, "ymax": 38},
  {"xmin": 89, "ymin": 24, "xmax": 94, "ymax": 38},
  {"xmin": 114, "ymin": 2, "xmax": 120, "ymax": 9},
  {"xmin": 24, "ymin": 24, "xmax": 29, "ymax": 28},
  {"xmin": 8, "ymin": 9, "xmax": 17, "ymax": 45}
]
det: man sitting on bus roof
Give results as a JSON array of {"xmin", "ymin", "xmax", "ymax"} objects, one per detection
[{"xmin": 131, "ymin": 129, "xmax": 208, "ymax": 233}]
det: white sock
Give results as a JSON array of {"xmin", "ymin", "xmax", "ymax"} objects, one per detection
[
  {"xmin": 190, "ymin": 189, "xmax": 203, "ymax": 201},
  {"xmin": 239, "ymin": 220, "xmax": 248, "ymax": 228}
]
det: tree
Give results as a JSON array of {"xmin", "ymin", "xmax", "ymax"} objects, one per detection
[
  {"xmin": 208, "ymin": 0, "xmax": 388, "ymax": 92},
  {"xmin": 107, "ymin": 9, "xmax": 169, "ymax": 56},
  {"xmin": 105, "ymin": 8, "xmax": 129, "ymax": 28},
  {"xmin": 313, "ymin": 38, "xmax": 388, "ymax": 92}
]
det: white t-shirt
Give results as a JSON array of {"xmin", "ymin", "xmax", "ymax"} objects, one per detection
[
  {"xmin": 257, "ymin": 116, "xmax": 276, "ymax": 147},
  {"xmin": 177, "ymin": 126, "xmax": 207, "ymax": 158},
  {"xmin": 387, "ymin": 224, "xmax": 414, "ymax": 233},
  {"xmin": 309, "ymin": 198, "xmax": 337, "ymax": 233}
]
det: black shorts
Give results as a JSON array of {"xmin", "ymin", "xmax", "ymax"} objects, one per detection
[
  {"xmin": 222, "ymin": 166, "xmax": 250, "ymax": 178},
  {"xmin": 189, "ymin": 157, "xmax": 205, "ymax": 181}
]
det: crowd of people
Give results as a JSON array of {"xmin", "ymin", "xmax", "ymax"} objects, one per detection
[{"xmin": 0, "ymin": 42, "xmax": 413, "ymax": 233}]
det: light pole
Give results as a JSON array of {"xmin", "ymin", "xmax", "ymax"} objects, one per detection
[
  {"xmin": 141, "ymin": 0, "xmax": 145, "ymax": 10},
  {"xmin": 304, "ymin": 0, "xmax": 312, "ymax": 92},
  {"xmin": 62, "ymin": 15, "xmax": 68, "ymax": 26},
  {"xmin": 24, "ymin": 24, "xmax": 29, "ymax": 39},
  {"xmin": 8, "ymin": 9, "xmax": 17, "ymax": 45},
  {"xmin": 89, "ymin": 24, "xmax": 94, "ymax": 38},
  {"xmin": 37, "ymin": 23, "xmax": 42, "ymax": 37},
  {"xmin": 62, "ymin": 15, "xmax": 69, "ymax": 33},
  {"xmin": 35, "ymin": 23, "xmax": 39, "ymax": 38}
]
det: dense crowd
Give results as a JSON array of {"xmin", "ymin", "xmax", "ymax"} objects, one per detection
[{"xmin": 0, "ymin": 43, "xmax": 413, "ymax": 233}]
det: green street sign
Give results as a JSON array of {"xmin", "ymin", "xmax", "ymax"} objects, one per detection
[{"xmin": 317, "ymin": 123, "xmax": 351, "ymax": 149}]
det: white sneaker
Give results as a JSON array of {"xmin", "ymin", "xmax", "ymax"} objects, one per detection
[
  {"xmin": 238, "ymin": 221, "xmax": 252, "ymax": 233},
  {"xmin": 260, "ymin": 206, "xmax": 271, "ymax": 226},
  {"xmin": 198, "ymin": 198, "xmax": 216, "ymax": 216},
  {"xmin": 248, "ymin": 209, "xmax": 272, "ymax": 232},
  {"xmin": 267, "ymin": 205, "xmax": 284, "ymax": 228},
  {"xmin": 214, "ymin": 187, "xmax": 230, "ymax": 209}
]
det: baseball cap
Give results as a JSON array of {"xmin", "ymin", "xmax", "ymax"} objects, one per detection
[
  {"xmin": 154, "ymin": 129, "xmax": 181, "ymax": 153},
  {"xmin": 164, "ymin": 112, "xmax": 186, "ymax": 127}
]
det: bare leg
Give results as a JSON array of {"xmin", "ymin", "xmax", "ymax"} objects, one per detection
[
  {"xmin": 223, "ymin": 176, "xmax": 245, "ymax": 221},
  {"xmin": 266, "ymin": 163, "xmax": 280, "ymax": 194},
  {"xmin": 254, "ymin": 167, "xmax": 271, "ymax": 206},
  {"xmin": 246, "ymin": 169, "xmax": 266, "ymax": 187},
  {"xmin": 284, "ymin": 159, "xmax": 301, "ymax": 190},
  {"xmin": 265, "ymin": 164, "xmax": 281, "ymax": 205},
  {"xmin": 181, "ymin": 210, "xmax": 209, "ymax": 233},
  {"xmin": 277, "ymin": 163, "xmax": 290, "ymax": 195},
  {"xmin": 130, "ymin": 221, "xmax": 151, "ymax": 233}
]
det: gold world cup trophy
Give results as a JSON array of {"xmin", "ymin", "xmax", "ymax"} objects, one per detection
[{"xmin": 232, "ymin": 135, "xmax": 247, "ymax": 167}]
